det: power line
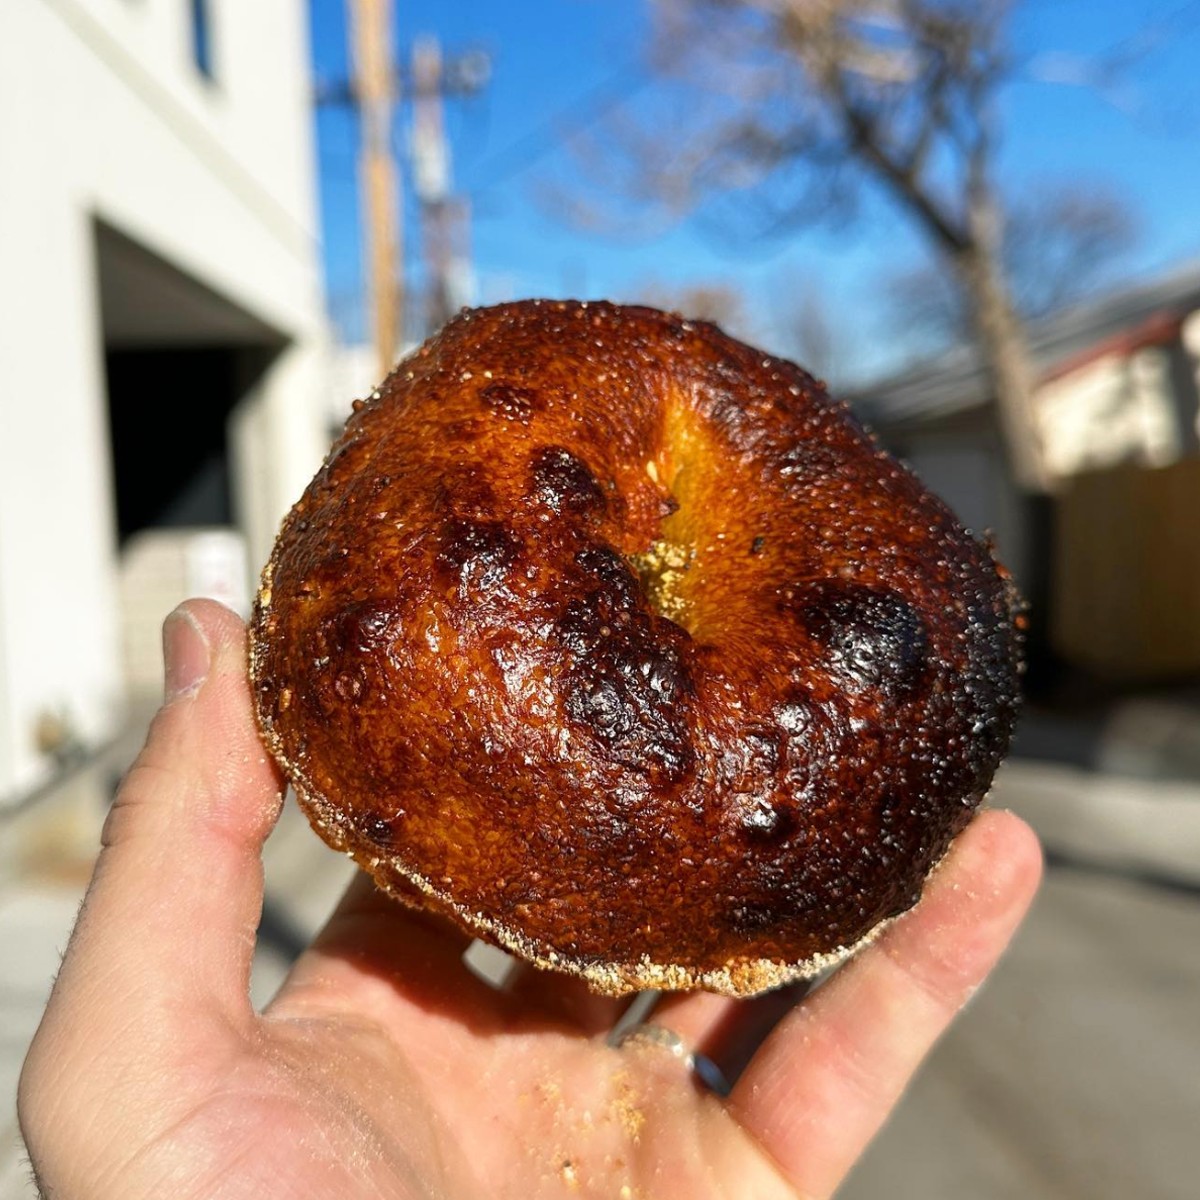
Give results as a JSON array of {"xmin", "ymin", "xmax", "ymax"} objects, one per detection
[{"xmin": 462, "ymin": 57, "xmax": 651, "ymax": 197}]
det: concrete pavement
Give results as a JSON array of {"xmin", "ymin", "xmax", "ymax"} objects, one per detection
[{"xmin": 841, "ymin": 863, "xmax": 1200, "ymax": 1200}]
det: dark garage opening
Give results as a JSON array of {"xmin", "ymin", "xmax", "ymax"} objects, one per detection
[
  {"xmin": 94, "ymin": 220, "xmax": 285, "ymax": 544},
  {"xmin": 104, "ymin": 345, "xmax": 273, "ymax": 542}
]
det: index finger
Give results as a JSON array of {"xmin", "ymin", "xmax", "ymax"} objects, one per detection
[{"xmin": 41, "ymin": 601, "xmax": 284, "ymax": 1037}]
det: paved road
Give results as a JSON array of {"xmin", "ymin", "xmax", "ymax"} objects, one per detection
[
  {"xmin": 841, "ymin": 863, "xmax": 1200, "ymax": 1200},
  {"xmin": 3, "ymin": 761, "xmax": 1198, "ymax": 1198}
]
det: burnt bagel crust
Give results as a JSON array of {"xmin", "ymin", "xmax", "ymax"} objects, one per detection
[{"xmin": 250, "ymin": 300, "xmax": 1021, "ymax": 997}]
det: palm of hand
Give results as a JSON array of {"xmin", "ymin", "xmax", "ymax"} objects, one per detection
[
  {"xmin": 148, "ymin": 890, "xmax": 795, "ymax": 1200},
  {"xmin": 18, "ymin": 602, "xmax": 1040, "ymax": 1200}
]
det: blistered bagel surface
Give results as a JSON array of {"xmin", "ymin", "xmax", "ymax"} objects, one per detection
[{"xmin": 250, "ymin": 300, "xmax": 1021, "ymax": 996}]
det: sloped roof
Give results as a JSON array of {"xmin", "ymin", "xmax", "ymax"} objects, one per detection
[{"xmin": 846, "ymin": 260, "xmax": 1200, "ymax": 428}]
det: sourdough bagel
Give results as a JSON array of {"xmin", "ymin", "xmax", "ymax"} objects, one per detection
[{"xmin": 250, "ymin": 300, "xmax": 1021, "ymax": 997}]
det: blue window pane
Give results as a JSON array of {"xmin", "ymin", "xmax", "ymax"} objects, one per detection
[{"xmin": 191, "ymin": 0, "xmax": 214, "ymax": 80}]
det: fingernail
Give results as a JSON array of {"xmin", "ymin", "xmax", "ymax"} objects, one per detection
[{"xmin": 163, "ymin": 608, "xmax": 211, "ymax": 702}]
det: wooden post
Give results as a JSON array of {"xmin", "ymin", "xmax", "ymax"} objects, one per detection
[{"xmin": 350, "ymin": 0, "xmax": 401, "ymax": 377}]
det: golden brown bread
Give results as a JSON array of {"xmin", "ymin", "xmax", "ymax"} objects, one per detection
[{"xmin": 250, "ymin": 300, "xmax": 1021, "ymax": 996}]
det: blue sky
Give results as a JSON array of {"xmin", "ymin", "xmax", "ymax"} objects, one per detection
[{"xmin": 309, "ymin": 0, "xmax": 1200, "ymax": 380}]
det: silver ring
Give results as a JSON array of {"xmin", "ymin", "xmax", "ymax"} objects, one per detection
[{"xmin": 611, "ymin": 1021, "xmax": 732, "ymax": 1096}]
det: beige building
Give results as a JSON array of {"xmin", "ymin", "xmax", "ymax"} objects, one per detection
[
  {"xmin": 850, "ymin": 265, "xmax": 1200, "ymax": 682},
  {"xmin": 0, "ymin": 0, "xmax": 330, "ymax": 806}
]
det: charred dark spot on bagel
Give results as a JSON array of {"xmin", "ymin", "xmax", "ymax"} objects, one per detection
[
  {"xmin": 436, "ymin": 517, "xmax": 521, "ymax": 590},
  {"xmin": 557, "ymin": 591, "xmax": 696, "ymax": 780},
  {"xmin": 788, "ymin": 581, "xmax": 930, "ymax": 697},
  {"xmin": 358, "ymin": 813, "xmax": 395, "ymax": 847},
  {"xmin": 529, "ymin": 446, "xmax": 607, "ymax": 519},
  {"xmin": 480, "ymin": 380, "xmax": 543, "ymax": 422},
  {"xmin": 567, "ymin": 678, "xmax": 629, "ymax": 738},
  {"xmin": 563, "ymin": 661, "xmax": 694, "ymax": 780},
  {"xmin": 323, "ymin": 599, "xmax": 396, "ymax": 656},
  {"xmin": 725, "ymin": 871, "xmax": 817, "ymax": 934},
  {"xmin": 750, "ymin": 535, "xmax": 766, "ymax": 555},
  {"xmin": 556, "ymin": 596, "xmax": 603, "ymax": 656},
  {"xmin": 726, "ymin": 900, "xmax": 779, "ymax": 934},
  {"xmin": 735, "ymin": 794, "xmax": 797, "ymax": 842},
  {"xmin": 572, "ymin": 544, "xmax": 640, "ymax": 609},
  {"xmin": 303, "ymin": 601, "xmax": 396, "ymax": 716}
]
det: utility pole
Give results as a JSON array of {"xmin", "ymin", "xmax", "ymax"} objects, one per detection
[
  {"xmin": 320, "ymin": 14, "xmax": 488, "ymax": 362},
  {"xmin": 349, "ymin": 0, "xmax": 401, "ymax": 378},
  {"xmin": 411, "ymin": 35, "xmax": 479, "ymax": 337},
  {"xmin": 411, "ymin": 36, "xmax": 450, "ymax": 335}
]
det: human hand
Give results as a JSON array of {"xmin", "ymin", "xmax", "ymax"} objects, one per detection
[{"xmin": 19, "ymin": 599, "xmax": 1042, "ymax": 1199}]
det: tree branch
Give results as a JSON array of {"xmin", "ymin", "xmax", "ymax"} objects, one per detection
[{"xmin": 832, "ymin": 72, "xmax": 969, "ymax": 255}]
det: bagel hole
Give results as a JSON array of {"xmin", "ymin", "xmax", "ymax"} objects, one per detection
[
  {"xmin": 626, "ymin": 399, "xmax": 721, "ymax": 634},
  {"xmin": 630, "ymin": 538, "xmax": 694, "ymax": 627}
]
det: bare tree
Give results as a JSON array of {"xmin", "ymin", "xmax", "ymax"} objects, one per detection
[
  {"xmin": 782, "ymin": 283, "xmax": 851, "ymax": 385},
  {"xmin": 629, "ymin": 278, "xmax": 754, "ymax": 340},
  {"xmin": 566, "ymin": 0, "xmax": 1057, "ymax": 487},
  {"xmin": 887, "ymin": 181, "xmax": 1139, "ymax": 352},
  {"xmin": 628, "ymin": 277, "xmax": 853, "ymax": 389},
  {"xmin": 1004, "ymin": 185, "xmax": 1139, "ymax": 320}
]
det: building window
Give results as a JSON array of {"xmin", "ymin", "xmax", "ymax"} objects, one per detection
[{"xmin": 190, "ymin": 0, "xmax": 215, "ymax": 81}]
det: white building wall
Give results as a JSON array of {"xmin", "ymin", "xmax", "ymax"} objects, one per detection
[{"xmin": 0, "ymin": 0, "xmax": 328, "ymax": 802}]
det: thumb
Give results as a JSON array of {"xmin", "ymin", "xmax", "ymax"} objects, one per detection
[{"xmin": 49, "ymin": 599, "xmax": 285, "ymax": 1035}]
